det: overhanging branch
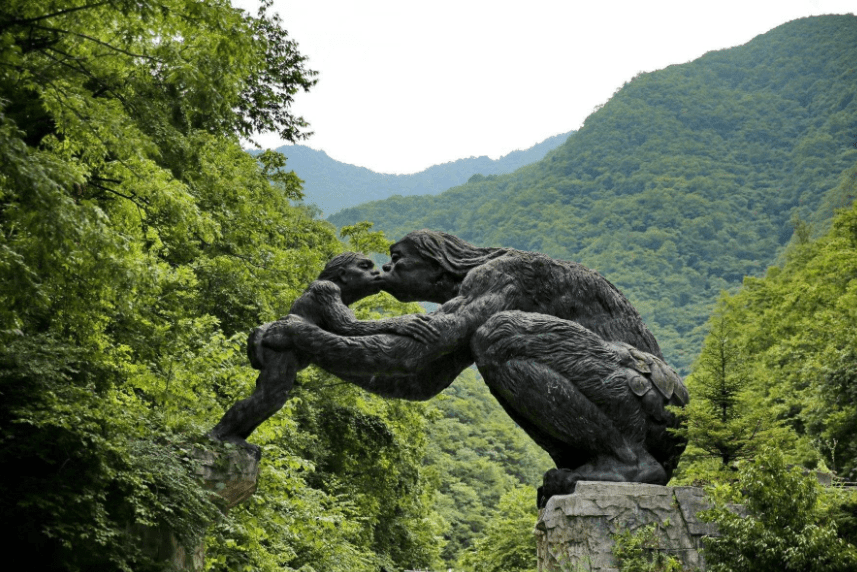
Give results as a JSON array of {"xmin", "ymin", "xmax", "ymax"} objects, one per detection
[
  {"xmin": 0, "ymin": 2, "xmax": 111, "ymax": 33},
  {"xmin": 29, "ymin": 23, "xmax": 160, "ymax": 61}
]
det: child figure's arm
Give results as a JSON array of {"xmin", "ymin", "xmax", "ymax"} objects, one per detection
[{"xmin": 308, "ymin": 281, "xmax": 440, "ymax": 344}]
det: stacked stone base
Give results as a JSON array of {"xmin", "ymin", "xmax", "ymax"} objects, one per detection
[{"xmin": 535, "ymin": 481, "xmax": 717, "ymax": 571}]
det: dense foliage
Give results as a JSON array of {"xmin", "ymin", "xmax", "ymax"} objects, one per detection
[
  {"xmin": 0, "ymin": 2, "xmax": 442, "ymax": 570},
  {"xmin": 423, "ymin": 368, "xmax": 551, "ymax": 568},
  {"xmin": 330, "ymin": 15, "xmax": 857, "ymax": 373},
  {"xmin": 670, "ymin": 166, "xmax": 857, "ymax": 567},
  {"xmin": 611, "ymin": 523, "xmax": 687, "ymax": 572},
  {"xmin": 458, "ymin": 486, "xmax": 538, "ymax": 572},
  {"xmin": 669, "ymin": 305, "xmax": 798, "ymax": 483},
  {"xmin": 702, "ymin": 448, "xmax": 857, "ymax": 572},
  {"xmin": 265, "ymin": 131, "xmax": 573, "ymax": 217},
  {"xmin": 674, "ymin": 162, "xmax": 857, "ymax": 482}
]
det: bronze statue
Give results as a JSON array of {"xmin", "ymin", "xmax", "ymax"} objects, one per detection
[
  {"xmin": 251, "ymin": 231, "xmax": 688, "ymax": 506},
  {"xmin": 208, "ymin": 251, "xmax": 437, "ymax": 452}
]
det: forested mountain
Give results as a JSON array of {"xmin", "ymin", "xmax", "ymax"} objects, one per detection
[
  {"xmin": 330, "ymin": 15, "xmax": 857, "ymax": 373},
  {"xmin": 677, "ymin": 160, "xmax": 857, "ymax": 481},
  {"xmin": 268, "ymin": 131, "xmax": 572, "ymax": 216}
]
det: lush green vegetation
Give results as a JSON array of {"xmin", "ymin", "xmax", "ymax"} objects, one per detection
[
  {"xmin": 330, "ymin": 15, "xmax": 857, "ymax": 374},
  {"xmin": 674, "ymin": 161, "xmax": 857, "ymax": 482},
  {"xmin": 0, "ymin": 2, "xmax": 442, "ymax": 570},
  {"xmin": 267, "ymin": 131, "xmax": 573, "ymax": 217},
  {"xmin": 702, "ymin": 448, "xmax": 857, "ymax": 572},
  {"xmin": 424, "ymin": 368, "xmax": 550, "ymax": 569},
  {"xmin": 611, "ymin": 523, "xmax": 687, "ymax": 572},
  {"xmin": 672, "ymin": 166, "xmax": 857, "ymax": 569}
]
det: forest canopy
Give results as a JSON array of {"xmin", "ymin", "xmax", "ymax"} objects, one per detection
[{"xmin": 674, "ymin": 161, "xmax": 857, "ymax": 482}]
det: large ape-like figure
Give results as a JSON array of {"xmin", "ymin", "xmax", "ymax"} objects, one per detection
[{"xmin": 264, "ymin": 231, "xmax": 688, "ymax": 506}]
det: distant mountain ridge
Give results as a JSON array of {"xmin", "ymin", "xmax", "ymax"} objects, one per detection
[
  {"xmin": 329, "ymin": 15, "xmax": 857, "ymax": 373},
  {"xmin": 268, "ymin": 131, "xmax": 573, "ymax": 216}
]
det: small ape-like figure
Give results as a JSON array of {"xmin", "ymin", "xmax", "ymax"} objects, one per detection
[{"xmin": 208, "ymin": 252, "xmax": 436, "ymax": 451}]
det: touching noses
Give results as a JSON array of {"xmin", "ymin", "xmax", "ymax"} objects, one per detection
[{"xmin": 382, "ymin": 262, "xmax": 392, "ymax": 272}]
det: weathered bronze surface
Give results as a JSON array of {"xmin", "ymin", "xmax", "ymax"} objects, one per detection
[{"xmin": 216, "ymin": 231, "xmax": 688, "ymax": 506}]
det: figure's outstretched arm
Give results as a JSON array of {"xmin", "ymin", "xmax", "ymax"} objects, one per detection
[
  {"xmin": 265, "ymin": 284, "xmax": 511, "ymax": 400},
  {"xmin": 265, "ymin": 311, "xmax": 470, "ymax": 399},
  {"xmin": 263, "ymin": 291, "xmax": 487, "ymax": 398},
  {"xmin": 305, "ymin": 281, "xmax": 440, "ymax": 344}
]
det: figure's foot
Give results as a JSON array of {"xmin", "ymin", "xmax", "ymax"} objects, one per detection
[
  {"xmin": 538, "ymin": 453, "xmax": 669, "ymax": 508},
  {"xmin": 539, "ymin": 468, "xmax": 581, "ymax": 508},
  {"xmin": 206, "ymin": 430, "xmax": 262, "ymax": 461}
]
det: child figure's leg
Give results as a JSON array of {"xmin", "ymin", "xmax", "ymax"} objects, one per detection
[{"xmin": 209, "ymin": 348, "xmax": 298, "ymax": 444}]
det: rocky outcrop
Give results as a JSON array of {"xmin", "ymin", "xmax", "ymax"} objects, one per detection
[{"xmin": 135, "ymin": 446, "xmax": 261, "ymax": 572}]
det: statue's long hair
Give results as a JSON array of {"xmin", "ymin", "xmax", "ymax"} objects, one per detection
[{"xmin": 399, "ymin": 230, "xmax": 510, "ymax": 280}]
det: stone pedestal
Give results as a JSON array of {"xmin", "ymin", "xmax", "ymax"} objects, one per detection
[
  {"xmin": 195, "ymin": 447, "xmax": 261, "ymax": 510},
  {"xmin": 535, "ymin": 481, "xmax": 718, "ymax": 572},
  {"xmin": 136, "ymin": 446, "xmax": 261, "ymax": 572}
]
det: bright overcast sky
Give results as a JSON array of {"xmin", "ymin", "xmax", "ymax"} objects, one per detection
[{"xmin": 233, "ymin": 0, "xmax": 855, "ymax": 174}]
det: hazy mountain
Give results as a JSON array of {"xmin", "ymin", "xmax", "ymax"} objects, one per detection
[
  {"xmin": 329, "ymin": 15, "xmax": 857, "ymax": 373},
  {"xmin": 268, "ymin": 131, "xmax": 573, "ymax": 216}
]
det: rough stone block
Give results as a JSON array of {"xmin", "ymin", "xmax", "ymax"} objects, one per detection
[
  {"xmin": 134, "ymin": 445, "xmax": 261, "ymax": 572},
  {"xmin": 535, "ymin": 482, "xmax": 717, "ymax": 571},
  {"xmin": 195, "ymin": 447, "xmax": 261, "ymax": 510}
]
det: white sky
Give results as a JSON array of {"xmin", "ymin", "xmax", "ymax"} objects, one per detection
[{"xmin": 233, "ymin": 0, "xmax": 856, "ymax": 174}]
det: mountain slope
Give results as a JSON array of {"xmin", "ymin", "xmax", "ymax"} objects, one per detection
[
  {"xmin": 329, "ymin": 15, "xmax": 857, "ymax": 373},
  {"xmin": 270, "ymin": 131, "xmax": 572, "ymax": 216}
]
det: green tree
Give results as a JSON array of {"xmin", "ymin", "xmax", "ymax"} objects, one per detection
[
  {"xmin": 0, "ymin": 2, "xmax": 443, "ymax": 570},
  {"xmin": 459, "ymin": 486, "xmax": 538, "ymax": 572},
  {"xmin": 340, "ymin": 220, "xmax": 393, "ymax": 255},
  {"xmin": 672, "ymin": 303, "xmax": 794, "ymax": 484},
  {"xmin": 684, "ymin": 172, "xmax": 857, "ymax": 482},
  {"xmin": 702, "ymin": 448, "xmax": 857, "ymax": 572}
]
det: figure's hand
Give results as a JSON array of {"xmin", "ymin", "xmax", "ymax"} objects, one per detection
[
  {"xmin": 262, "ymin": 315, "xmax": 305, "ymax": 352},
  {"xmin": 247, "ymin": 323, "xmax": 270, "ymax": 370},
  {"xmin": 392, "ymin": 314, "xmax": 441, "ymax": 345}
]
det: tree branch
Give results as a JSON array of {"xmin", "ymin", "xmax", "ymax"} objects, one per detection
[
  {"xmin": 39, "ymin": 46, "xmax": 128, "ymax": 106},
  {"xmin": 224, "ymin": 251, "xmax": 271, "ymax": 271},
  {"xmin": 90, "ymin": 176, "xmax": 123, "ymax": 185},
  {"xmin": 88, "ymin": 182, "xmax": 148, "ymax": 206},
  {"xmin": 30, "ymin": 23, "xmax": 161, "ymax": 61},
  {"xmin": 0, "ymin": 2, "xmax": 112, "ymax": 32}
]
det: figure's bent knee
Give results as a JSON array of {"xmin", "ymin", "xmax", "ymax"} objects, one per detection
[
  {"xmin": 470, "ymin": 311, "xmax": 524, "ymax": 363},
  {"xmin": 473, "ymin": 310, "xmax": 597, "ymax": 362}
]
